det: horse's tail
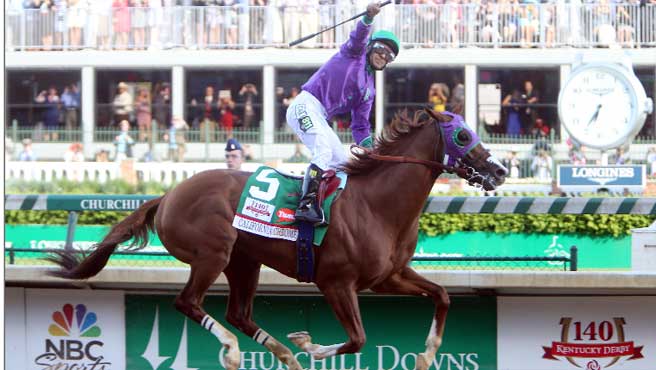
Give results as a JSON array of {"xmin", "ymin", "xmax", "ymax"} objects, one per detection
[{"xmin": 46, "ymin": 196, "xmax": 163, "ymax": 280}]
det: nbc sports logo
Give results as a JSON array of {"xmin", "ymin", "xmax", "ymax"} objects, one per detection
[
  {"xmin": 34, "ymin": 303, "xmax": 112, "ymax": 369},
  {"xmin": 48, "ymin": 303, "xmax": 102, "ymax": 338}
]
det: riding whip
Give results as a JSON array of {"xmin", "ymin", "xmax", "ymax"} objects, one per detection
[{"xmin": 289, "ymin": 0, "xmax": 394, "ymax": 47}]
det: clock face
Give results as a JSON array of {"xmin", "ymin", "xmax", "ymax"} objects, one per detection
[{"xmin": 559, "ymin": 65, "xmax": 637, "ymax": 150}]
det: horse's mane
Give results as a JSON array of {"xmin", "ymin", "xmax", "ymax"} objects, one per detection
[{"xmin": 341, "ymin": 108, "xmax": 452, "ymax": 175}]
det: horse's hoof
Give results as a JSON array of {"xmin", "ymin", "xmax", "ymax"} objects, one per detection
[
  {"xmin": 416, "ymin": 352, "xmax": 432, "ymax": 370},
  {"xmin": 287, "ymin": 331, "xmax": 312, "ymax": 347},
  {"xmin": 223, "ymin": 344, "xmax": 241, "ymax": 370},
  {"xmin": 287, "ymin": 331, "xmax": 310, "ymax": 339}
]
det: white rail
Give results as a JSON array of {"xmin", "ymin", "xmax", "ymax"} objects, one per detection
[
  {"xmin": 4, "ymin": 161, "xmax": 309, "ymax": 185},
  {"xmin": 5, "ymin": 4, "xmax": 656, "ymax": 51}
]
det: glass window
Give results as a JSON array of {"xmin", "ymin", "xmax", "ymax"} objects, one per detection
[
  {"xmin": 96, "ymin": 69, "xmax": 172, "ymax": 131},
  {"xmin": 275, "ymin": 68, "xmax": 315, "ymax": 143},
  {"xmin": 6, "ymin": 69, "xmax": 81, "ymax": 142},
  {"xmin": 385, "ymin": 67, "xmax": 465, "ymax": 122},
  {"xmin": 186, "ymin": 69, "xmax": 262, "ymax": 143},
  {"xmin": 478, "ymin": 68, "xmax": 560, "ymax": 143}
]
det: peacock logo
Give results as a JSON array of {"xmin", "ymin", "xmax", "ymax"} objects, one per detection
[{"xmin": 48, "ymin": 303, "xmax": 102, "ymax": 338}]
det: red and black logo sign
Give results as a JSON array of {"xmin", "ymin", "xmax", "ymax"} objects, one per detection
[{"xmin": 542, "ymin": 317, "xmax": 644, "ymax": 369}]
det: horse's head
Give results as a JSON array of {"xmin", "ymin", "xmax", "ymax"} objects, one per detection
[{"xmin": 426, "ymin": 109, "xmax": 507, "ymax": 191}]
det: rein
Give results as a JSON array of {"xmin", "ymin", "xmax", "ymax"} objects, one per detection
[{"xmin": 349, "ymin": 145, "xmax": 471, "ymax": 179}]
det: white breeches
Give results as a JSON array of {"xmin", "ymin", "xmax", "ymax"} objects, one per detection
[{"xmin": 286, "ymin": 91, "xmax": 348, "ymax": 171}]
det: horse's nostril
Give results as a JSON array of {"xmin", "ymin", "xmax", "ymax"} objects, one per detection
[{"xmin": 496, "ymin": 168, "xmax": 507, "ymax": 177}]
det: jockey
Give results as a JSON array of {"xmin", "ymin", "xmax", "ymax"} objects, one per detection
[{"xmin": 286, "ymin": 2, "xmax": 399, "ymax": 226}]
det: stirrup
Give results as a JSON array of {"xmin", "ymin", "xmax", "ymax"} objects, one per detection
[{"xmin": 295, "ymin": 201, "xmax": 326, "ymax": 226}]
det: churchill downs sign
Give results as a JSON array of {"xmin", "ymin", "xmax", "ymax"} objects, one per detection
[{"xmin": 126, "ymin": 295, "xmax": 497, "ymax": 370}]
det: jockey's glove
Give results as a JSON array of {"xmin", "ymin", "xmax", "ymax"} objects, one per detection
[{"xmin": 359, "ymin": 135, "xmax": 373, "ymax": 148}]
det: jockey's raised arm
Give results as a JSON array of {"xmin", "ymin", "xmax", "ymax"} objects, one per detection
[
  {"xmin": 340, "ymin": 15, "xmax": 374, "ymax": 58},
  {"xmin": 286, "ymin": 1, "xmax": 400, "ymax": 226},
  {"xmin": 351, "ymin": 96, "xmax": 374, "ymax": 147}
]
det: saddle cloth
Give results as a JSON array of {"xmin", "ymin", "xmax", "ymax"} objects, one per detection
[{"xmin": 232, "ymin": 166, "xmax": 347, "ymax": 246}]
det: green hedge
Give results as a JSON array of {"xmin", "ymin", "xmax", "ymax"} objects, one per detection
[
  {"xmin": 5, "ymin": 211, "xmax": 653, "ymax": 238},
  {"xmin": 419, "ymin": 213, "xmax": 654, "ymax": 237},
  {"xmin": 5, "ymin": 180, "xmax": 655, "ymax": 237}
]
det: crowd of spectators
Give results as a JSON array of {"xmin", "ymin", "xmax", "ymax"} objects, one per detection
[
  {"xmin": 25, "ymin": 82, "xmax": 82, "ymax": 141},
  {"xmin": 7, "ymin": 0, "xmax": 656, "ymax": 51},
  {"xmin": 499, "ymin": 79, "xmax": 549, "ymax": 137}
]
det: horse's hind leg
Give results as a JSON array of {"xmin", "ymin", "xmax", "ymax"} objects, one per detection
[
  {"xmin": 174, "ymin": 256, "xmax": 241, "ymax": 370},
  {"xmin": 288, "ymin": 285, "xmax": 365, "ymax": 360},
  {"xmin": 371, "ymin": 266, "xmax": 450, "ymax": 370},
  {"xmin": 224, "ymin": 252, "xmax": 303, "ymax": 370}
]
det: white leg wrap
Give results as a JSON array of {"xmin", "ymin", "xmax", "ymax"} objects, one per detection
[
  {"xmin": 426, "ymin": 318, "xmax": 437, "ymax": 343},
  {"xmin": 309, "ymin": 342, "xmax": 344, "ymax": 359},
  {"xmin": 201, "ymin": 314, "xmax": 238, "ymax": 347},
  {"xmin": 253, "ymin": 328, "xmax": 272, "ymax": 345}
]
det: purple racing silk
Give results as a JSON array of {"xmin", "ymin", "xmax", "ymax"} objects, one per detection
[
  {"xmin": 440, "ymin": 111, "xmax": 482, "ymax": 167},
  {"xmin": 302, "ymin": 19, "xmax": 375, "ymax": 145}
]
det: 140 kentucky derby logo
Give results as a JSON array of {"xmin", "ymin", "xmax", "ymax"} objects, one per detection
[{"xmin": 542, "ymin": 317, "xmax": 644, "ymax": 369}]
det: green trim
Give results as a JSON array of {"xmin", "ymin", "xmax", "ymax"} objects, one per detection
[
  {"xmin": 445, "ymin": 197, "xmax": 466, "ymax": 214},
  {"xmin": 548, "ymin": 197, "xmax": 569, "ymax": 214},
  {"xmin": 514, "ymin": 197, "xmax": 535, "ymax": 214},
  {"xmin": 480, "ymin": 197, "xmax": 501, "ymax": 213},
  {"xmin": 581, "ymin": 198, "xmax": 602, "ymax": 214},
  {"xmin": 359, "ymin": 135, "xmax": 373, "ymax": 148},
  {"xmin": 617, "ymin": 198, "xmax": 637, "ymax": 214},
  {"xmin": 362, "ymin": 15, "xmax": 373, "ymax": 25},
  {"xmin": 464, "ymin": 140, "xmax": 481, "ymax": 156},
  {"xmin": 21, "ymin": 196, "xmax": 38, "ymax": 211},
  {"xmin": 452, "ymin": 128, "xmax": 465, "ymax": 148}
]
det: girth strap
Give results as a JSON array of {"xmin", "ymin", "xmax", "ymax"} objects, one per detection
[{"xmin": 296, "ymin": 221, "xmax": 315, "ymax": 283}]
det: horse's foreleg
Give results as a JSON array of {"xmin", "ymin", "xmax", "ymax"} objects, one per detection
[
  {"xmin": 175, "ymin": 256, "xmax": 241, "ymax": 370},
  {"xmin": 224, "ymin": 254, "xmax": 303, "ymax": 370},
  {"xmin": 371, "ymin": 267, "xmax": 450, "ymax": 370},
  {"xmin": 288, "ymin": 286, "xmax": 365, "ymax": 360}
]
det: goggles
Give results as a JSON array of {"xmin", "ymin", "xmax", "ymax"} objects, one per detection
[{"xmin": 371, "ymin": 42, "xmax": 396, "ymax": 63}]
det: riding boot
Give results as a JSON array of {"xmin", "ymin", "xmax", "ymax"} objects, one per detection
[{"xmin": 295, "ymin": 163, "xmax": 327, "ymax": 226}]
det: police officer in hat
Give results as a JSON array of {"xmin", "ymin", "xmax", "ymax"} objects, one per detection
[{"xmin": 225, "ymin": 138, "xmax": 244, "ymax": 170}]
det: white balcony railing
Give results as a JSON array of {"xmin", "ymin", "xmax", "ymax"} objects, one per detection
[
  {"xmin": 4, "ymin": 161, "xmax": 309, "ymax": 185},
  {"xmin": 5, "ymin": 3, "xmax": 656, "ymax": 51}
]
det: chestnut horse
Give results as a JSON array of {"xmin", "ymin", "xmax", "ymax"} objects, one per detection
[{"xmin": 48, "ymin": 109, "xmax": 507, "ymax": 370}]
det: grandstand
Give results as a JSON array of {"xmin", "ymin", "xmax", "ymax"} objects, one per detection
[
  {"xmin": 5, "ymin": 3, "xmax": 656, "ymax": 369},
  {"xmin": 4, "ymin": 2, "xmax": 656, "ymax": 182}
]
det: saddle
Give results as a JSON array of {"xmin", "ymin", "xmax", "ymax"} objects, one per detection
[
  {"xmin": 317, "ymin": 169, "xmax": 340, "ymax": 207},
  {"xmin": 232, "ymin": 166, "xmax": 347, "ymax": 283}
]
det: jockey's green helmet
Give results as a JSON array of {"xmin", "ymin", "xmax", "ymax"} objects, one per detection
[{"xmin": 369, "ymin": 30, "xmax": 400, "ymax": 57}]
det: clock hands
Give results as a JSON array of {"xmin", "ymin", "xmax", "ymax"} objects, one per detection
[{"xmin": 586, "ymin": 104, "xmax": 602, "ymax": 129}]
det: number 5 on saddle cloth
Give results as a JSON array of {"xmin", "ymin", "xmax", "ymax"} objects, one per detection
[{"xmin": 232, "ymin": 167, "xmax": 347, "ymax": 281}]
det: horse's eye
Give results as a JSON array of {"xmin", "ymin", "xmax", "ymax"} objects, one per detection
[{"xmin": 455, "ymin": 129, "xmax": 472, "ymax": 146}]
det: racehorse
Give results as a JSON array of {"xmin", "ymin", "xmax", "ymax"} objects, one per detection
[{"xmin": 47, "ymin": 109, "xmax": 507, "ymax": 370}]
